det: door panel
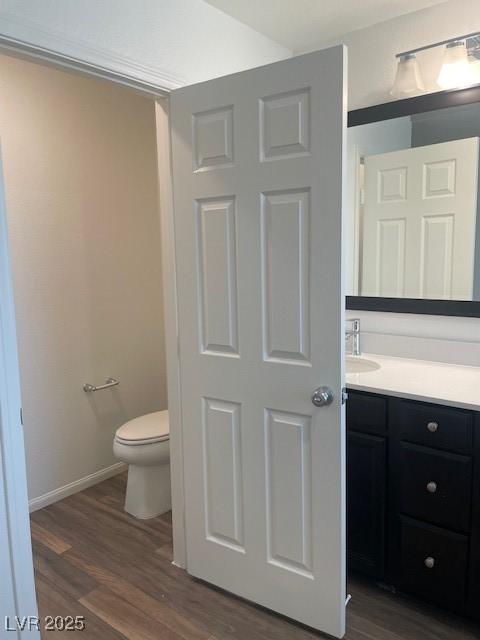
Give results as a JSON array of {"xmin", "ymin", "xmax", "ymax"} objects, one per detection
[
  {"xmin": 203, "ymin": 398, "xmax": 243, "ymax": 550},
  {"xmin": 377, "ymin": 218, "xmax": 406, "ymax": 297},
  {"xmin": 261, "ymin": 188, "xmax": 310, "ymax": 363},
  {"xmin": 420, "ymin": 214, "xmax": 454, "ymax": 299},
  {"xmin": 171, "ymin": 46, "xmax": 347, "ymax": 638},
  {"xmin": 265, "ymin": 409, "xmax": 312, "ymax": 576},
  {"xmin": 196, "ymin": 197, "xmax": 239, "ymax": 355},
  {"xmin": 193, "ymin": 106, "xmax": 234, "ymax": 171},
  {"xmin": 260, "ymin": 88, "xmax": 310, "ymax": 161}
]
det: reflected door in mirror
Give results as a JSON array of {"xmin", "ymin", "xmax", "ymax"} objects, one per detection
[{"xmin": 361, "ymin": 138, "xmax": 479, "ymax": 300}]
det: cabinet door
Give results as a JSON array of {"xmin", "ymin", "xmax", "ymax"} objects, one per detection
[{"xmin": 347, "ymin": 431, "xmax": 386, "ymax": 579}]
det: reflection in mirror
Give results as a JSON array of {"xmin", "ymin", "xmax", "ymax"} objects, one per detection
[{"xmin": 347, "ymin": 103, "xmax": 480, "ymax": 302}]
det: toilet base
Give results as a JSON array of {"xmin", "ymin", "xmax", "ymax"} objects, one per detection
[{"xmin": 124, "ymin": 463, "xmax": 171, "ymax": 519}]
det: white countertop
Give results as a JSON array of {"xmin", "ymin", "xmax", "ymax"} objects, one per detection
[{"xmin": 346, "ymin": 353, "xmax": 480, "ymax": 411}]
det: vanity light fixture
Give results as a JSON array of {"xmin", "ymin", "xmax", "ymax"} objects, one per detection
[
  {"xmin": 392, "ymin": 32, "xmax": 480, "ymax": 97},
  {"xmin": 437, "ymin": 40, "xmax": 472, "ymax": 90},
  {"xmin": 390, "ymin": 53, "xmax": 425, "ymax": 97}
]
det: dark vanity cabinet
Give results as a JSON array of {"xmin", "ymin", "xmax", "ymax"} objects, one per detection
[{"xmin": 347, "ymin": 390, "xmax": 480, "ymax": 619}]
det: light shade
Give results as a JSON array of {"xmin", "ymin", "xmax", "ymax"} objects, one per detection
[
  {"xmin": 437, "ymin": 40, "xmax": 473, "ymax": 89},
  {"xmin": 390, "ymin": 54, "xmax": 425, "ymax": 97}
]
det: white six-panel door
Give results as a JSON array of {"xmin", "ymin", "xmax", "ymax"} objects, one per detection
[
  {"xmin": 171, "ymin": 47, "xmax": 347, "ymax": 638},
  {"xmin": 362, "ymin": 138, "xmax": 479, "ymax": 299}
]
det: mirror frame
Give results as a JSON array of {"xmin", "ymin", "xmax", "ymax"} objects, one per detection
[{"xmin": 347, "ymin": 84, "xmax": 480, "ymax": 317}]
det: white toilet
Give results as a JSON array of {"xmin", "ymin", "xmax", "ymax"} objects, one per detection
[{"xmin": 113, "ymin": 410, "xmax": 171, "ymax": 519}]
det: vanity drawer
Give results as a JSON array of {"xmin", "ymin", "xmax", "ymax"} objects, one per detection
[
  {"xmin": 398, "ymin": 516, "xmax": 468, "ymax": 611},
  {"xmin": 399, "ymin": 442, "xmax": 472, "ymax": 532},
  {"xmin": 347, "ymin": 392, "xmax": 387, "ymax": 435},
  {"xmin": 393, "ymin": 399, "xmax": 473, "ymax": 454}
]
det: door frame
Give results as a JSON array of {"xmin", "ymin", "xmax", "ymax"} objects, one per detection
[
  {"xmin": 154, "ymin": 99, "xmax": 186, "ymax": 568},
  {"xmin": 0, "ymin": 149, "xmax": 40, "ymax": 637},
  {"xmin": 0, "ymin": 37, "xmax": 187, "ymax": 624}
]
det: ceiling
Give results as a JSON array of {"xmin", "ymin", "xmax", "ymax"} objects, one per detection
[{"xmin": 203, "ymin": 0, "xmax": 448, "ymax": 52}]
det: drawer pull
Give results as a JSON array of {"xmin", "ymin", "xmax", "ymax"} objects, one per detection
[
  {"xmin": 426, "ymin": 481, "xmax": 437, "ymax": 493},
  {"xmin": 427, "ymin": 421, "xmax": 439, "ymax": 433},
  {"xmin": 424, "ymin": 557, "xmax": 435, "ymax": 569}
]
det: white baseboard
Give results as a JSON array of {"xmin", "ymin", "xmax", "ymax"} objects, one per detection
[{"xmin": 28, "ymin": 462, "xmax": 126, "ymax": 512}]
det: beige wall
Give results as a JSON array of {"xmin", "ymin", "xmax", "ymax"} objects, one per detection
[{"xmin": 0, "ymin": 54, "xmax": 166, "ymax": 502}]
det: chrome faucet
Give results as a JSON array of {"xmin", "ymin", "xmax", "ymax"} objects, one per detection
[{"xmin": 345, "ymin": 318, "xmax": 361, "ymax": 356}]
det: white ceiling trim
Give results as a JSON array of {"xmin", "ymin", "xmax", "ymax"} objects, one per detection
[{"xmin": 0, "ymin": 11, "xmax": 186, "ymax": 94}]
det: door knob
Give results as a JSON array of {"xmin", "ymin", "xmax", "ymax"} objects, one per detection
[{"xmin": 312, "ymin": 387, "xmax": 334, "ymax": 407}]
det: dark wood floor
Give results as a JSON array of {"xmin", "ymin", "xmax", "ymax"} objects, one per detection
[{"xmin": 31, "ymin": 472, "xmax": 480, "ymax": 639}]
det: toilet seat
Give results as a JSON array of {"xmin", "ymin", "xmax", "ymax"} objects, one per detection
[{"xmin": 114, "ymin": 410, "xmax": 169, "ymax": 446}]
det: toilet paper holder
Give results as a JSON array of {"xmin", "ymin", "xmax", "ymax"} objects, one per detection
[{"xmin": 83, "ymin": 377, "xmax": 119, "ymax": 392}]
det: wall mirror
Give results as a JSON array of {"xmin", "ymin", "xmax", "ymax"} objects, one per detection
[{"xmin": 347, "ymin": 87, "xmax": 480, "ymax": 317}]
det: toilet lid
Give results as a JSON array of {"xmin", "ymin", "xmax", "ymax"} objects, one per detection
[{"xmin": 115, "ymin": 410, "xmax": 169, "ymax": 445}]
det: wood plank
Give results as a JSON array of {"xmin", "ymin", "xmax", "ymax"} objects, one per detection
[
  {"xmin": 35, "ymin": 573, "xmax": 126, "ymax": 640},
  {"xmin": 32, "ymin": 538, "xmax": 97, "ymax": 601},
  {"xmin": 155, "ymin": 542, "xmax": 173, "ymax": 561},
  {"xmin": 30, "ymin": 520, "xmax": 71, "ymax": 555},
  {"xmin": 346, "ymin": 608, "xmax": 409, "ymax": 640},
  {"xmin": 79, "ymin": 587, "xmax": 185, "ymax": 640}
]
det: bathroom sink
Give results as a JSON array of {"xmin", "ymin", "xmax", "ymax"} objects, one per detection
[{"xmin": 346, "ymin": 356, "xmax": 381, "ymax": 374}]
